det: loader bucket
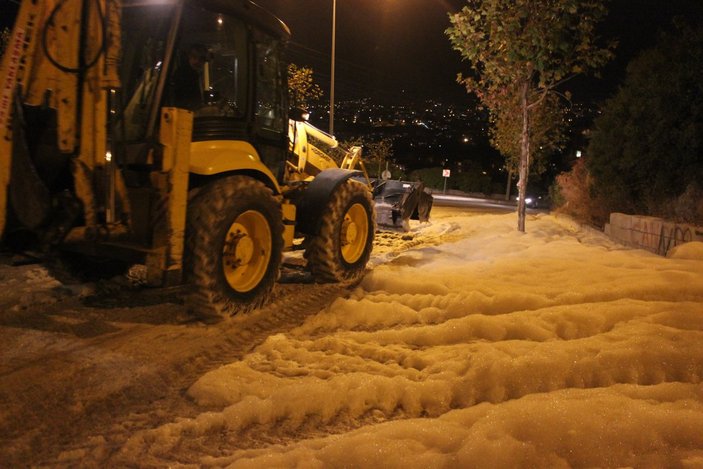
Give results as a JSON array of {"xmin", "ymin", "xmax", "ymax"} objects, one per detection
[{"xmin": 371, "ymin": 179, "xmax": 433, "ymax": 231}]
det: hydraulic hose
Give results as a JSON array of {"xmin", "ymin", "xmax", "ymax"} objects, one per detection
[{"xmin": 41, "ymin": 0, "xmax": 107, "ymax": 74}]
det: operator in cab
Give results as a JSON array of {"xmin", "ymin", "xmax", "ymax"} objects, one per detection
[{"xmin": 172, "ymin": 43, "xmax": 208, "ymax": 111}]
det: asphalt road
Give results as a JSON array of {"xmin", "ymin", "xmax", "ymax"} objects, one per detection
[
  {"xmin": 431, "ymin": 193, "xmax": 551, "ymax": 214},
  {"xmin": 432, "ymin": 194, "xmax": 517, "ymax": 211}
]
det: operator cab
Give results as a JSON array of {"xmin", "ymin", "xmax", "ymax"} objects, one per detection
[{"xmin": 118, "ymin": 0, "xmax": 290, "ymax": 174}]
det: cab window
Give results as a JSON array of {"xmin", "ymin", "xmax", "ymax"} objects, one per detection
[
  {"xmin": 168, "ymin": 5, "xmax": 248, "ymax": 119},
  {"xmin": 254, "ymin": 33, "xmax": 286, "ymax": 135},
  {"xmin": 119, "ymin": 5, "xmax": 173, "ymax": 141}
]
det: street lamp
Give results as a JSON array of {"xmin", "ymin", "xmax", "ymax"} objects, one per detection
[{"xmin": 329, "ymin": 0, "xmax": 337, "ymax": 135}]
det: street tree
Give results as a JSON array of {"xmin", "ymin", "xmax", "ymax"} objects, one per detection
[
  {"xmin": 446, "ymin": 0, "xmax": 613, "ymax": 231},
  {"xmin": 363, "ymin": 138, "xmax": 394, "ymax": 179},
  {"xmin": 287, "ymin": 64, "xmax": 323, "ymax": 110},
  {"xmin": 333, "ymin": 137, "xmax": 399, "ymax": 179},
  {"xmin": 491, "ymin": 91, "xmax": 567, "ymax": 199}
]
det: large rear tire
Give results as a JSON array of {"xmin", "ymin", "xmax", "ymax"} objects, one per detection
[
  {"xmin": 185, "ymin": 176, "xmax": 283, "ymax": 320},
  {"xmin": 304, "ymin": 179, "xmax": 375, "ymax": 282}
]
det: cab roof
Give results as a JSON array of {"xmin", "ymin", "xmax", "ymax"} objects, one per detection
[
  {"xmin": 195, "ymin": 0, "xmax": 291, "ymax": 40},
  {"xmin": 123, "ymin": 0, "xmax": 291, "ymax": 41}
]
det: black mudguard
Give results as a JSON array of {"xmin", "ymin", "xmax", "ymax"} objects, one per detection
[{"xmin": 294, "ymin": 168, "xmax": 362, "ymax": 236}]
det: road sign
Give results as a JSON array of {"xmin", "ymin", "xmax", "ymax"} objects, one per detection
[
  {"xmin": 381, "ymin": 170, "xmax": 391, "ymax": 180},
  {"xmin": 442, "ymin": 169, "xmax": 451, "ymax": 178}
]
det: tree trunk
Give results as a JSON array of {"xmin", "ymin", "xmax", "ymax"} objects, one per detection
[
  {"xmin": 517, "ymin": 81, "xmax": 530, "ymax": 232},
  {"xmin": 504, "ymin": 168, "xmax": 514, "ymax": 201}
]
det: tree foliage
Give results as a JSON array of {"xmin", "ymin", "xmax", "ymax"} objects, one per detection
[
  {"xmin": 362, "ymin": 138, "xmax": 395, "ymax": 178},
  {"xmin": 333, "ymin": 137, "xmax": 402, "ymax": 179},
  {"xmin": 287, "ymin": 64, "xmax": 323, "ymax": 110},
  {"xmin": 491, "ymin": 92, "xmax": 567, "ymax": 176},
  {"xmin": 587, "ymin": 23, "xmax": 703, "ymax": 222},
  {"xmin": 446, "ymin": 0, "xmax": 612, "ymax": 231}
]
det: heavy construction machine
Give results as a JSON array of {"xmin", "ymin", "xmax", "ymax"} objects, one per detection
[
  {"xmin": 289, "ymin": 113, "xmax": 433, "ymax": 231},
  {"xmin": 0, "ymin": 0, "xmax": 377, "ymax": 320}
]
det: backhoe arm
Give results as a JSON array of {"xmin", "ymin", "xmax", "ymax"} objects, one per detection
[
  {"xmin": 287, "ymin": 118, "xmax": 370, "ymax": 184},
  {"xmin": 0, "ymin": 0, "xmax": 121, "ymax": 236}
]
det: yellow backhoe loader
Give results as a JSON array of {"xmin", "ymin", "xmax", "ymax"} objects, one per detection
[
  {"xmin": 0, "ymin": 0, "xmax": 376, "ymax": 320},
  {"xmin": 289, "ymin": 112, "xmax": 433, "ymax": 231}
]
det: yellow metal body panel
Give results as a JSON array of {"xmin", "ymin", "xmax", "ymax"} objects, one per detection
[
  {"xmin": 286, "ymin": 118, "xmax": 370, "ymax": 187},
  {"xmin": 288, "ymin": 120, "xmax": 339, "ymax": 176},
  {"xmin": 0, "ymin": 0, "xmax": 44, "ymax": 235},
  {"xmin": 146, "ymin": 108, "xmax": 194, "ymax": 286},
  {"xmin": 281, "ymin": 201, "xmax": 296, "ymax": 249},
  {"xmin": 306, "ymin": 143, "xmax": 340, "ymax": 173},
  {"xmin": 189, "ymin": 140, "xmax": 280, "ymax": 192},
  {"xmin": 21, "ymin": 0, "xmax": 120, "ymax": 153},
  {"xmin": 0, "ymin": 0, "xmax": 120, "ymax": 235}
]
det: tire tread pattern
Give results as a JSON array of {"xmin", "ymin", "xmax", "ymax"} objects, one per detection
[
  {"xmin": 304, "ymin": 180, "xmax": 375, "ymax": 283},
  {"xmin": 184, "ymin": 176, "xmax": 283, "ymax": 320}
]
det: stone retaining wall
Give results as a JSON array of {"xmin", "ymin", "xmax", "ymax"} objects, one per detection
[{"xmin": 604, "ymin": 213, "xmax": 703, "ymax": 256}]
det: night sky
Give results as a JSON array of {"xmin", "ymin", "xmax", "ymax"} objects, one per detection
[
  {"xmin": 255, "ymin": 0, "xmax": 703, "ymax": 105},
  {"xmin": 0, "ymin": 0, "xmax": 18, "ymax": 28},
  {"xmin": 255, "ymin": 0, "xmax": 467, "ymax": 102},
  {"xmin": 2, "ymin": 0, "xmax": 702, "ymax": 104}
]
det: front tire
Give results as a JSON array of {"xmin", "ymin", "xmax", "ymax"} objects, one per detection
[
  {"xmin": 305, "ymin": 179, "xmax": 375, "ymax": 282},
  {"xmin": 185, "ymin": 176, "xmax": 283, "ymax": 320}
]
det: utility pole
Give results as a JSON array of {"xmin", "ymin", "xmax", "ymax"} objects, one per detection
[{"xmin": 329, "ymin": 0, "xmax": 336, "ymax": 135}]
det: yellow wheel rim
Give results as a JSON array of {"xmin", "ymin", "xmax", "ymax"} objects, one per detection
[
  {"xmin": 222, "ymin": 210, "xmax": 272, "ymax": 293},
  {"xmin": 340, "ymin": 203, "xmax": 369, "ymax": 264}
]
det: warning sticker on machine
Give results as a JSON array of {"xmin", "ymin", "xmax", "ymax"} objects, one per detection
[{"xmin": 0, "ymin": 28, "xmax": 25, "ymax": 129}]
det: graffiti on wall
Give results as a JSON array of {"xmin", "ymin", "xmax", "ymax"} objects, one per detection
[
  {"xmin": 608, "ymin": 213, "xmax": 701, "ymax": 257},
  {"xmin": 657, "ymin": 225, "xmax": 694, "ymax": 256}
]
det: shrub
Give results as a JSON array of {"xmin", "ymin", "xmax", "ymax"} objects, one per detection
[
  {"xmin": 671, "ymin": 184, "xmax": 703, "ymax": 225},
  {"xmin": 554, "ymin": 159, "xmax": 609, "ymax": 227}
]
